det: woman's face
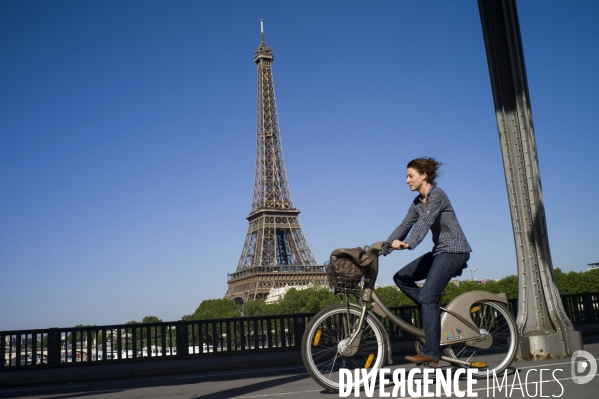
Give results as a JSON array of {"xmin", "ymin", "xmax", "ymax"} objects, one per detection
[{"xmin": 406, "ymin": 167, "xmax": 427, "ymax": 192}]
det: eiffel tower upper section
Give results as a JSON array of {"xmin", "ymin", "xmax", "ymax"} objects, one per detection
[
  {"xmin": 224, "ymin": 21, "xmax": 325, "ymax": 302},
  {"xmin": 250, "ymin": 25, "xmax": 293, "ymax": 216}
]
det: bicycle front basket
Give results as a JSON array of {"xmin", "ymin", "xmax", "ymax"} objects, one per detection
[{"xmin": 326, "ymin": 255, "xmax": 365, "ymax": 290}]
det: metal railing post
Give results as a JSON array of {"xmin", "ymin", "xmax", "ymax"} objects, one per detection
[
  {"xmin": 15, "ymin": 333, "xmax": 22, "ymax": 367},
  {"xmin": 240, "ymin": 320, "xmax": 246, "ymax": 350},
  {"xmin": 592, "ymin": 293, "xmax": 599, "ymax": 322},
  {"xmin": 101, "ymin": 328, "xmax": 107, "ymax": 362},
  {"xmin": 0, "ymin": 334, "xmax": 5, "ymax": 367},
  {"xmin": 266, "ymin": 319, "xmax": 273, "ymax": 349},
  {"xmin": 225, "ymin": 321, "xmax": 231, "ymax": 352},
  {"xmin": 583, "ymin": 293, "xmax": 594, "ymax": 323},
  {"xmin": 198, "ymin": 323, "xmax": 204, "ymax": 354},
  {"xmin": 161, "ymin": 325, "xmax": 167, "ymax": 357},
  {"xmin": 145, "ymin": 326, "xmax": 151, "ymax": 358},
  {"xmin": 176, "ymin": 321, "xmax": 189, "ymax": 357},
  {"xmin": 132, "ymin": 327, "xmax": 137, "ymax": 359},
  {"xmin": 212, "ymin": 322, "xmax": 218, "ymax": 352},
  {"xmin": 117, "ymin": 328, "xmax": 122, "ymax": 360},
  {"xmin": 295, "ymin": 316, "xmax": 305, "ymax": 347},
  {"xmin": 253, "ymin": 319, "xmax": 259, "ymax": 349},
  {"xmin": 47, "ymin": 328, "xmax": 61, "ymax": 366},
  {"xmin": 87, "ymin": 330, "xmax": 92, "ymax": 362}
]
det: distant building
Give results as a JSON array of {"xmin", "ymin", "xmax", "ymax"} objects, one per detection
[
  {"xmin": 265, "ymin": 283, "xmax": 324, "ymax": 304},
  {"xmin": 588, "ymin": 262, "xmax": 599, "ymax": 271},
  {"xmin": 266, "ymin": 281, "xmax": 380, "ymax": 303}
]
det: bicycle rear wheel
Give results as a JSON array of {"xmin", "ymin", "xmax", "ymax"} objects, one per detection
[
  {"xmin": 301, "ymin": 304, "xmax": 388, "ymax": 393},
  {"xmin": 443, "ymin": 300, "xmax": 517, "ymax": 378}
]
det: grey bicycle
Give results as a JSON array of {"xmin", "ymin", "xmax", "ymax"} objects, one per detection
[{"xmin": 301, "ymin": 241, "xmax": 518, "ymax": 393}]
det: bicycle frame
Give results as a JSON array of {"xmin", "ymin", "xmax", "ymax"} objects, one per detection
[{"xmin": 347, "ymin": 241, "xmax": 511, "ymax": 367}]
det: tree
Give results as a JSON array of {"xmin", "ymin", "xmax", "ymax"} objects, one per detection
[
  {"xmin": 278, "ymin": 286, "xmax": 343, "ymax": 314},
  {"xmin": 375, "ymin": 286, "xmax": 415, "ymax": 307},
  {"xmin": 183, "ymin": 298, "xmax": 241, "ymax": 320},
  {"xmin": 141, "ymin": 316, "xmax": 162, "ymax": 324},
  {"xmin": 552, "ymin": 268, "xmax": 599, "ymax": 294},
  {"xmin": 496, "ymin": 275, "xmax": 518, "ymax": 298},
  {"xmin": 581, "ymin": 269, "xmax": 599, "ymax": 292},
  {"xmin": 174, "ymin": 269, "xmax": 598, "ymax": 322},
  {"xmin": 553, "ymin": 268, "xmax": 567, "ymax": 294},
  {"xmin": 243, "ymin": 300, "xmax": 280, "ymax": 316}
]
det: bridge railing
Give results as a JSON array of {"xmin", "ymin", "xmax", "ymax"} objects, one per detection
[
  {"xmin": 560, "ymin": 292, "xmax": 599, "ymax": 323},
  {"xmin": 0, "ymin": 314, "xmax": 313, "ymax": 370},
  {"xmin": 2, "ymin": 291, "xmax": 598, "ymax": 370}
]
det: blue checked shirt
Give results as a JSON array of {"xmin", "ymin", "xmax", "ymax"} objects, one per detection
[{"xmin": 383, "ymin": 185, "xmax": 472, "ymax": 256}]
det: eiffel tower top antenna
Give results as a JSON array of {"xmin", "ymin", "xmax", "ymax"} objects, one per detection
[{"xmin": 260, "ymin": 19, "xmax": 264, "ymax": 41}]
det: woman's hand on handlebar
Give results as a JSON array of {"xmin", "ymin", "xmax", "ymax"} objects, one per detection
[
  {"xmin": 380, "ymin": 240, "xmax": 409, "ymax": 256},
  {"xmin": 391, "ymin": 240, "xmax": 410, "ymax": 250}
]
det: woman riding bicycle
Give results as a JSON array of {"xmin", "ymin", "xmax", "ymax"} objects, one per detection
[{"xmin": 382, "ymin": 157, "xmax": 471, "ymax": 367}]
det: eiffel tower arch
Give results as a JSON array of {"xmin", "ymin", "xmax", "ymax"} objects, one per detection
[{"xmin": 224, "ymin": 21, "xmax": 327, "ymax": 303}]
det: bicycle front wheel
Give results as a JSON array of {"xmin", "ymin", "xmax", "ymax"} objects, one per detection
[
  {"xmin": 443, "ymin": 300, "xmax": 518, "ymax": 378},
  {"xmin": 301, "ymin": 304, "xmax": 388, "ymax": 393}
]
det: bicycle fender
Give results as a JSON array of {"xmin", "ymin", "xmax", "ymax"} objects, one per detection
[{"xmin": 440, "ymin": 291, "xmax": 509, "ymax": 349}]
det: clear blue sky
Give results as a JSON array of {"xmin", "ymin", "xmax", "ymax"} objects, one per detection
[{"xmin": 1, "ymin": 1, "xmax": 597, "ymax": 331}]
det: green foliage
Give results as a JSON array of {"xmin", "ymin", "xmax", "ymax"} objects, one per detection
[
  {"xmin": 141, "ymin": 316, "xmax": 162, "ymax": 323},
  {"xmin": 582, "ymin": 269, "xmax": 599, "ymax": 292},
  {"xmin": 375, "ymin": 286, "xmax": 415, "ymax": 306},
  {"xmin": 375, "ymin": 275, "xmax": 521, "ymax": 308},
  {"xmin": 184, "ymin": 286, "xmax": 343, "ymax": 319},
  {"xmin": 553, "ymin": 268, "xmax": 567, "ymax": 292},
  {"xmin": 440, "ymin": 276, "xmax": 520, "ymax": 303},
  {"xmin": 495, "ymin": 275, "xmax": 519, "ymax": 298},
  {"xmin": 179, "ymin": 269, "xmax": 599, "ymax": 320},
  {"xmin": 183, "ymin": 298, "xmax": 241, "ymax": 320},
  {"xmin": 242, "ymin": 299, "xmax": 280, "ymax": 316},
  {"xmin": 554, "ymin": 268, "xmax": 599, "ymax": 294},
  {"xmin": 438, "ymin": 269, "xmax": 599, "ymax": 303},
  {"xmin": 123, "ymin": 316, "xmax": 161, "ymax": 324},
  {"xmin": 375, "ymin": 274, "xmax": 522, "ymax": 308},
  {"xmin": 441, "ymin": 281, "xmax": 466, "ymax": 303},
  {"xmin": 278, "ymin": 286, "xmax": 343, "ymax": 314}
]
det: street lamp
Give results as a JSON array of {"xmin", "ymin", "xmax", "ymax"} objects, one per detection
[{"xmin": 465, "ymin": 268, "xmax": 478, "ymax": 282}]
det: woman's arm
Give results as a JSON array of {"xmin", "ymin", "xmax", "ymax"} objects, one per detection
[{"xmin": 381, "ymin": 200, "xmax": 418, "ymax": 255}]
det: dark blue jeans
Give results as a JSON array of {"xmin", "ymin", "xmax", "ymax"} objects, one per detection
[{"xmin": 393, "ymin": 252, "xmax": 470, "ymax": 360}]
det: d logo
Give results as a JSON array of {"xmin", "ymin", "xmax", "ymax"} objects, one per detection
[{"xmin": 571, "ymin": 350, "xmax": 597, "ymax": 384}]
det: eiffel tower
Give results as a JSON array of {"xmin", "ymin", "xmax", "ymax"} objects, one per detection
[{"xmin": 224, "ymin": 21, "xmax": 327, "ymax": 303}]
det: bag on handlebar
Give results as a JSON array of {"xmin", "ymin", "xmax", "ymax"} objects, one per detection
[{"xmin": 327, "ymin": 247, "xmax": 373, "ymax": 290}]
